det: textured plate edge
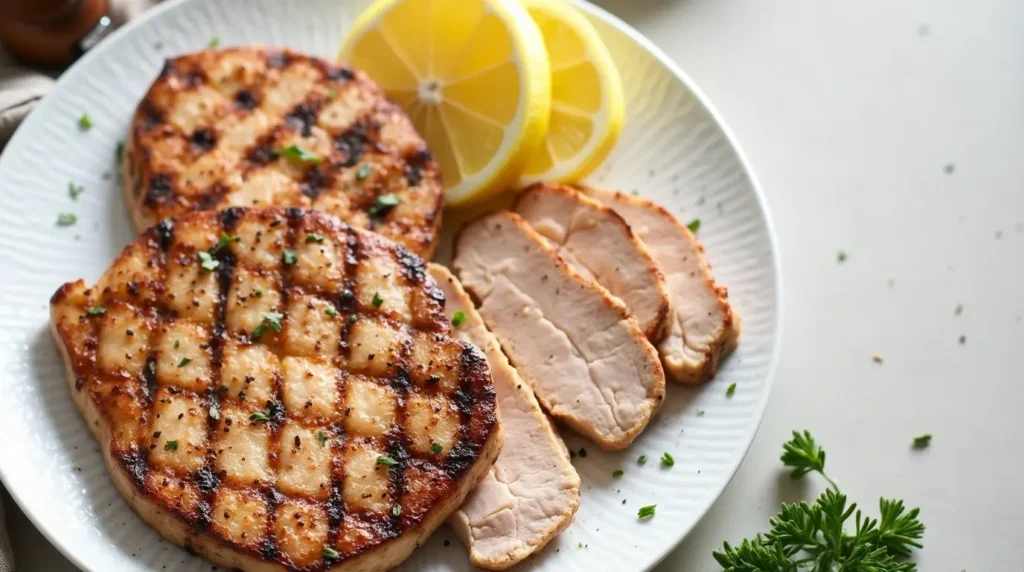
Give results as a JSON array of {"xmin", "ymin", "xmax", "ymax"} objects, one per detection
[
  {"xmin": 0, "ymin": 0, "xmax": 786, "ymax": 570},
  {"xmin": 566, "ymin": 1, "xmax": 785, "ymax": 569}
]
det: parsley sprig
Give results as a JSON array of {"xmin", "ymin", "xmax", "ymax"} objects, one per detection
[{"xmin": 713, "ymin": 430, "xmax": 925, "ymax": 571}]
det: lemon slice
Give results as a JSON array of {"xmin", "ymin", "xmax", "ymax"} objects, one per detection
[
  {"xmin": 519, "ymin": 0, "xmax": 624, "ymax": 184},
  {"xmin": 339, "ymin": 0, "xmax": 551, "ymax": 206}
]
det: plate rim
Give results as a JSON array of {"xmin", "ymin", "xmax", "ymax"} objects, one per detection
[{"xmin": 0, "ymin": 0, "xmax": 784, "ymax": 570}]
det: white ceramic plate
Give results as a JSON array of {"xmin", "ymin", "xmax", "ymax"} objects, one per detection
[{"xmin": 0, "ymin": 0, "xmax": 781, "ymax": 570}]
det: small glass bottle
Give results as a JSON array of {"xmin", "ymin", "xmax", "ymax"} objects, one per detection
[{"xmin": 0, "ymin": 0, "xmax": 112, "ymax": 66}]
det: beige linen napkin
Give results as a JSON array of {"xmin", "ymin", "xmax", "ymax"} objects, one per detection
[{"xmin": 0, "ymin": 3, "xmax": 160, "ymax": 569}]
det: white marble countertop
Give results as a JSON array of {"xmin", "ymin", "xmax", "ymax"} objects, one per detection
[{"xmin": 6, "ymin": 0, "xmax": 1023, "ymax": 569}]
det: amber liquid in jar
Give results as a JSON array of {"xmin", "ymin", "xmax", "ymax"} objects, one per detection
[{"xmin": 0, "ymin": 0, "xmax": 111, "ymax": 66}]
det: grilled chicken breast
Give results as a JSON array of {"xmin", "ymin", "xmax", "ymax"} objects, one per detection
[
  {"xmin": 453, "ymin": 211, "xmax": 665, "ymax": 450},
  {"xmin": 430, "ymin": 265, "xmax": 580, "ymax": 570},
  {"xmin": 581, "ymin": 187, "xmax": 740, "ymax": 384},
  {"xmin": 123, "ymin": 47, "xmax": 443, "ymax": 258},
  {"xmin": 50, "ymin": 207, "xmax": 500, "ymax": 572},
  {"xmin": 513, "ymin": 183, "xmax": 671, "ymax": 342}
]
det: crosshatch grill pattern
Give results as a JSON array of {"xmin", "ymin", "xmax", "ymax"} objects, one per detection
[
  {"xmin": 123, "ymin": 46, "xmax": 444, "ymax": 258},
  {"xmin": 49, "ymin": 207, "xmax": 499, "ymax": 571}
]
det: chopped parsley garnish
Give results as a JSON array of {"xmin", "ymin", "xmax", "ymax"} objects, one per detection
[
  {"xmin": 249, "ymin": 410, "xmax": 271, "ymax": 423},
  {"xmin": 451, "ymin": 311, "xmax": 467, "ymax": 327},
  {"xmin": 174, "ymin": 339, "xmax": 180, "ymax": 349},
  {"xmin": 326, "ymin": 89, "xmax": 338, "ymax": 101},
  {"xmin": 282, "ymin": 248, "xmax": 297, "ymax": 265},
  {"xmin": 251, "ymin": 312, "xmax": 284, "ymax": 341},
  {"xmin": 164, "ymin": 440, "xmax": 178, "ymax": 451},
  {"xmin": 348, "ymin": 315, "xmax": 358, "ymax": 325},
  {"xmin": 197, "ymin": 251, "xmax": 219, "ymax": 271},
  {"xmin": 68, "ymin": 183, "xmax": 85, "ymax": 200},
  {"xmin": 372, "ymin": 292, "xmax": 384, "ymax": 309},
  {"xmin": 368, "ymin": 193, "xmax": 400, "ymax": 218},
  {"xmin": 208, "ymin": 37, "xmax": 220, "ymax": 48},
  {"xmin": 837, "ymin": 250, "xmax": 848, "ymax": 263},
  {"xmin": 377, "ymin": 455, "xmax": 398, "ymax": 466},
  {"xmin": 430, "ymin": 443, "xmax": 443, "ymax": 454},
  {"xmin": 86, "ymin": 306, "xmax": 106, "ymax": 316},
  {"xmin": 77, "ymin": 113, "xmax": 93, "ymax": 131},
  {"xmin": 637, "ymin": 455, "xmax": 647, "ymax": 465},
  {"xmin": 356, "ymin": 163, "xmax": 372, "ymax": 181},
  {"xmin": 57, "ymin": 212, "xmax": 77, "ymax": 226},
  {"xmin": 253, "ymin": 289, "xmax": 263, "ymax": 297},
  {"xmin": 210, "ymin": 232, "xmax": 239, "ymax": 253},
  {"xmin": 912, "ymin": 433, "xmax": 932, "ymax": 449},
  {"xmin": 578, "ymin": 541, "xmax": 584, "ymax": 548},
  {"xmin": 209, "ymin": 403, "xmax": 220, "ymax": 420},
  {"xmin": 391, "ymin": 504, "xmax": 402, "ymax": 517},
  {"xmin": 637, "ymin": 505, "xmax": 656, "ymax": 519},
  {"xmin": 725, "ymin": 382, "xmax": 737, "ymax": 397},
  {"xmin": 177, "ymin": 357, "xmax": 192, "ymax": 368},
  {"xmin": 317, "ymin": 430, "xmax": 328, "ymax": 446},
  {"xmin": 274, "ymin": 144, "xmax": 322, "ymax": 164},
  {"xmin": 305, "ymin": 233, "xmax": 325, "ymax": 243},
  {"xmin": 660, "ymin": 452, "xmax": 675, "ymax": 467},
  {"xmin": 115, "ymin": 141, "xmax": 124, "ymax": 165},
  {"xmin": 613, "ymin": 469, "xmax": 624, "ymax": 478},
  {"xmin": 686, "ymin": 218, "xmax": 701, "ymax": 233},
  {"xmin": 325, "ymin": 307, "xmax": 338, "ymax": 318},
  {"xmin": 322, "ymin": 546, "xmax": 340, "ymax": 560}
]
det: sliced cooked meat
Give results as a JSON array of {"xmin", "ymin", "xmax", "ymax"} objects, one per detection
[
  {"xmin": 513, "ymin": 183, "xmax": 671, "ymax": 342},
  {"xmin": 430, "ymin": 264, "xmax": 579, "ymax": 570},
  {"xmin": 581, "ymin": 186, "xmax": 740, "ymax": 384},
  {"xmin": 453, "ymin": 211, "xmax": 665, "ymax": 450},
  {"xmin": 124, "ymin": 46, "xmax": 443, "ymax": 258},
  {"xmin": 49, "ymin": 207, "xmax": 500, "ymax": 572}
]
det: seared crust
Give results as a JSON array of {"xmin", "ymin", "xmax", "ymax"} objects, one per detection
[
  {"xmin": 50, "ymin": 207, "xmax": 499, "ymax": 571},
  {"xmin": 123, "ymin": 47, "xmax": 443, "ymax": 258}
]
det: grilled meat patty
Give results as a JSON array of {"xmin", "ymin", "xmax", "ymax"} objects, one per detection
[
  {"xmin": 50, "ymin": 207, "xmax": 500, "ymax": 571},
  {"xmin": 431, "ymin": 265, "xmax": 579, "ymax": 570},
  {"xmin": 453, "ymin": 211, "xmax": 665, "ymax": 450},
  {"xmin": 123, "ymin": 47, "xmax": 443, "ymax": 258}
]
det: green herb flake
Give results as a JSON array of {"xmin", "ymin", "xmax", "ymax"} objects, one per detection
[
  {"xmin": 356, "ymin": 163, "xmax": 373, "ymax": 181},
  {"xmin": 317, "ymin": 430, "xmax": 328, "ymax": 446},
  {"xmin": 198, "ymin": 251, "xmax": 219, "ymax": 271},
  {"xmin": 837, "ymin": 250, "xmax": 848, "ymax": 263},
  {"xmin": 368, "ymin": 193, "xmax": 400, "ymax": 218},
  {"xmin": 164, "ymin": 440, "xmax": 178, "ymax": 451},
  {"xmin": 348, "ymin": 315, "xmax": 358, "ymax": 325},
  {"xmin": 325, "ymin": 307, "xmax": 338, "ymax": 318},
  {"xmin": 372, "ymin": 292, "xmax": 384, "ymax": 309},
  {"xmin": 177, "ymin": 357, "xmax": 192, "ymax": 368},
  {"xmin": 86, "ymin": 306, "xmax": 106, "ymax": 316},
  {"xmin": 208, "ymin": 37, "xmax": 220, "ymax": 48},
  {"xmin": 912, "ymin": 433, "xmax": 932, "ymax": 449},
  {"xmin": 637, "ymin": 455, "xmax": 647, "ymax": 465},
  {"xmin": 613, "ymin": 469, "xmax": 624, "ymax": 478},
  {"xmin": 274, "ymin": 144, "xmax": 322, "ymax": 164},
  {"xmin": 282, "ymin": 248, "xmax": 298, "ymax": 265},
  {"xmin": 115, "ymin": 141, "xmax": 125, "ymax": 165},
  {"xmin": 637, "ymin": 505, "xmax": 656, "ymax": 519},
  {"xmin": 451, "ymin": 311, "xmax": 467, "ymax": 328},
  {"xmin": 377, "ymin": 455, "xmax": 398, "ymax": 466},
  {"xmin": 68, "ymin": 183, "xmax": 85, "ymax": 200},
  {"xmin": 262, "ymin": 311, "xmax": 284, "ymax": 332},
  {"xmin": 250, "ymin": 324, "xmax": 268, "ymax": 341},
  {"xmin": 249, "ymin": 411, "xmax": 271, "ymax": 423},
  {"xmin": 322, "ymin": 546, "xmax": 340, "ymax": 560},
  {"xmin": 391, "ymin": 504, "xmax": 402, "ymax": 517},
  {"xmin": 78, "ymin": 113, "xmax": 93, "ymax": 131},
  {"xmin": 253, "ymin": 289, "xmax": 264, "ymax": 298},
  {"xmin": 211, "ymin": 232, "xmax": 239, "ymax": 253},
  {"xmin": 174, "ymin": 339, "xmax": 180, "ymax": 349},
  {"xmin": 430, "ymin": 443, "xmax": 443, "ymax": 454},
  {"xmin": 660, "ymin": 452, "xmax": 675, "ymax": 467},
  {"xmin": 725, "ymin": 382, "xmax": 737, "ymax": 398},
  {"xmin": 57, "ymin": 212, "xmax": 77, "ymax": 227},
  {"xmin": 686, "ymin": 218, "xmax": 701, "ymax": 233},
  {"xmin": 305, "ymin": 233, "xmax": 325, "ymax": 243},
  {"xmin": 578, "ymin": 541, "xmax": 584, "ymax": 548},
  {"xmin": 327, "ymin": 89, "xmax": 338, "ymax": 101},
  {"xmin": 209, "ymin": 403, "xmax": 220, "ymax": 420}
]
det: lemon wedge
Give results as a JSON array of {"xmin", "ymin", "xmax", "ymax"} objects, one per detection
[
  {"xmin": 339, "ymin": 0, "xmax": 551, "ymax": 206},
  {"xmin": 519, "ymin": 0, "xmax": 624, "ymax": 184}
]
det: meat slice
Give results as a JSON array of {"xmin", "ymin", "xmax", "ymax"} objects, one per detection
[
  {"xmin": 430, "ymin": 264, "xmax": 579, "ymax": 570},
  {"xmin": 453, "ymin": 211, "xmax": 665, "ymax": 450},
  {"xmin": 49, "ymin": 207, "xmax": 501, "ymax": 572},
  {"xmin": 581, "ymin": 186, "xmax": 740, "ymax": 384},
  {"xmin": 513, "ymin": 183, "xmax": 671, "ymax": 342}
]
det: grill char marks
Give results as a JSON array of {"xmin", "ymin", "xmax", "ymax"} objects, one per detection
[{"xmin": 49, "ymin": 207, "xmax": 498, "ymax": 572}]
